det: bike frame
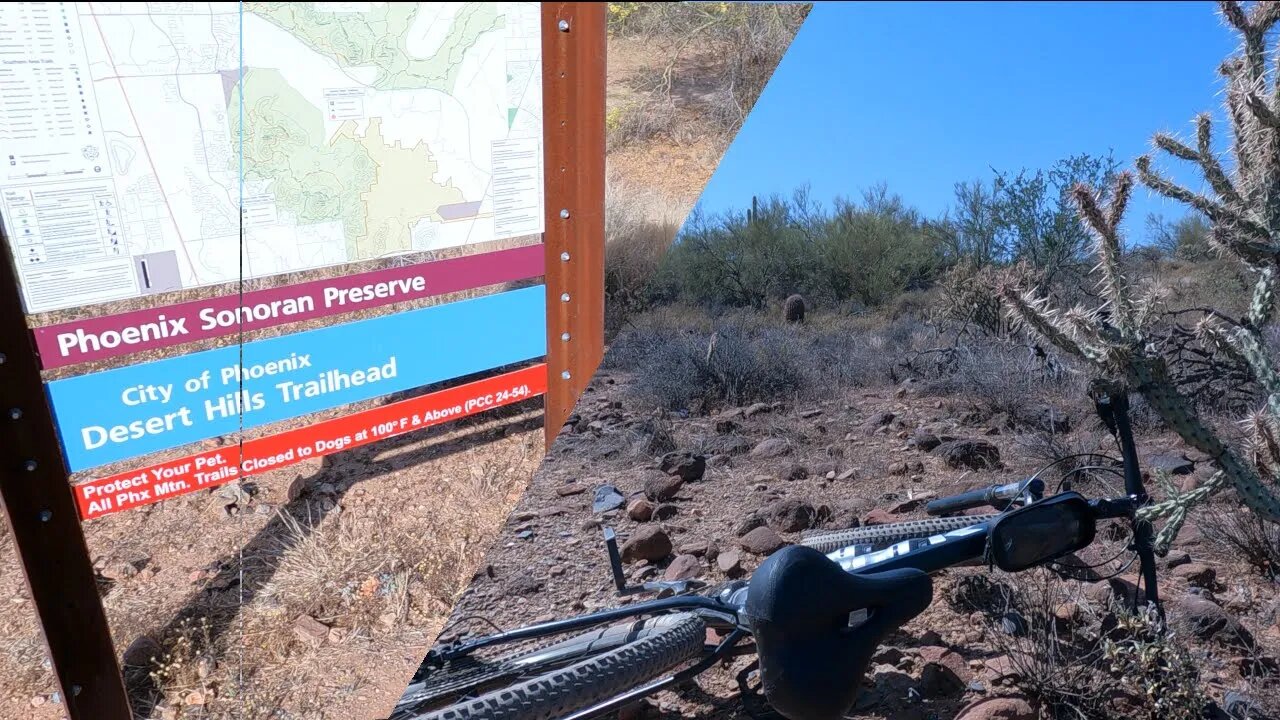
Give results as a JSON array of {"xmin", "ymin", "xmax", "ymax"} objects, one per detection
[{"xmin": 416, "ymin": 390, "xmax": 1158, "ymax": 720}]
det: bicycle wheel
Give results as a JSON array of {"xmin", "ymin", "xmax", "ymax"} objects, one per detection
[
  {"xmin": 394, "ymin": 613, "xmax": 706, "ymax": 720},
  {"xmin": 800, "ymin": 514, "xmax": 998, "ymax": 554}
]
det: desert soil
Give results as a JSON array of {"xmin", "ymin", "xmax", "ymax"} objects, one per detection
[{"xmin": 436, "ymin": 367, "xmax": 1280, "ymax": 720}]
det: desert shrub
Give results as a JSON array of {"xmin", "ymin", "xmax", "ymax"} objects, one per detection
[
  {"xmin": 971, "ymin": 571, "xmax": 1101, "ymax": 718},
  {"xmin": 1147, "ymin": 213, "xmax": 1214, "ymax": 261},
  {"xmin": 1100, "ymin": 607, "xmax": 1210, "ymax": 720},
  {"xmin": 662, "ymin": 187, "xmax": 949, "ymax": 312},
  {"xmin": 629, "ymin": 322, "xmax": 806, "ymax": 412},
  {"xmin": 606, "ymin": 308, "xmax": 929, "ymax": 411},
  {"xmin": 604, "ymin": 180, "xmax": 683, "ymax": 337},
  {"xmin": 605, "ymin": 3, "xmax": 809, "ymax": 145},
  {"xmin": 970, "ymin": 570, "xmax": 1210, "ymax": 720},
  {"xmin": 660, "ymin": 197, "xmax": 821, "ymax": 310},
  {"xmin": 812, "ymin": 188, "xmax": 947, "ymax": 307},
  {"xmin": 1201, "ymin": 504, "xmax": 1280, "ymax": 580},
  {"xmin": 606, "ymin": 99, "xmax": 677, "ymax": 151},
  {"xmin": 913, "ymin": 340, "xmax": 1081, "ymax": 417}
]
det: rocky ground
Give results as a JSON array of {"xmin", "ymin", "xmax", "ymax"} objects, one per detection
[
  {"xmin": 436, "ymin": 367, "xmax": 1280, "ymax": 720},
  {"xmin": 0, "ymin": 14, "xmax": 797, "ymax": 719}
]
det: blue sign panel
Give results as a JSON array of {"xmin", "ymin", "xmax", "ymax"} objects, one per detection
[{"xmin": 47, "ymin": 286, "xmax": 547, "ymax": 472}]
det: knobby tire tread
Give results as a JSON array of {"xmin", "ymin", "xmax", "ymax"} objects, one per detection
[
  {"xmin": 800, "ymin": 514, "xmax": 998, "ymax": 553},
  {"xmin": 415, "ymin": 613, "xmax": 706, "ymax": 720}
]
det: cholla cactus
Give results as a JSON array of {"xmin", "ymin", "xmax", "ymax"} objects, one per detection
[{"xmin": 997, "ymin": 1, "xmax": 1280, "ymax": 529}]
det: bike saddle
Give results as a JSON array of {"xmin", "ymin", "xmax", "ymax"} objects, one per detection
[{"xmin": 743, "ymin": 545, "xmax": 933, "ymax": 720}]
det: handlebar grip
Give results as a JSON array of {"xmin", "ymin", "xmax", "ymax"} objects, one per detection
[{"xmin": 925, "ymin": 488, "xmax": 993, "ymax": 516}]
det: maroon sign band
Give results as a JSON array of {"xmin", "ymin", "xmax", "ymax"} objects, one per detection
[{"xmin": 32, "ymin": 245, "xmax": 545, "ymax": 370}]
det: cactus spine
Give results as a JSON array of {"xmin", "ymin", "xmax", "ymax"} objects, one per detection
[{"xmin": 995, "ymin": 0, "xmax": 1280, "ymax": 527}]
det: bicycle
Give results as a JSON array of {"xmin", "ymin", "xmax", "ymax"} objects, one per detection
[{"xmin": 388, "ymin": 384, "xmax": 1162, "ymax": 720}]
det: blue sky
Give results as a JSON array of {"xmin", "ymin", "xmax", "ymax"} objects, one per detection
[{"xmin": 693, "ymin": 1, "xmax": 1240, "ymax": 237}]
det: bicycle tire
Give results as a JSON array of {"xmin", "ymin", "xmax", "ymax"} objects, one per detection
[
  {"xmin": 406, "ymin": 613, "xmax": 706, "ymax": 720},
  {"xmin": 800, "ymin": 514, "xmax": 999, "ymax": 554},
  {"xmin": 395, "ymin": 615, "xmax": 694, "ymax": 714}
]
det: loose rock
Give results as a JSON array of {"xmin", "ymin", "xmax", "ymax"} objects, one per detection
[
  {"xmin": 751, "ymin": 438, "xmax": 791, "ymax": 459},
  {"xmin": 293, "ymin": 616, "xmax": 330, "ymax": 646},
  {"xmin": 740, "ymin": 527, "xmax": 786, "ymax": 556},
  {"xmin": 1149, "ymin": 453, "xmax": 1195, "ymax": 476},
  {"xmin": 918, "ymin": 645, "xmax": 970, "ymax": 696},
  {"xmin": 888, "ymin": 493, "xmax": 936, "ymax": 515},
  {"xmin": 659, "ymin": 452, "xmax": 706, "ymax": 482},
  {"xmin": 627, "ymin": 498, "xmax": 655, "ymax": 522},
  {"xmin": 621, "ymin": 526, "xmax": 673, "ymax": 563},
  {"xmin": 717, "ymin": 550, "xmax": 744, "ymax": 577},
  {"xmin": 593, "ymin": 485, "xmax": 626, "ymax": 513},
  {"xmin": 1172, "ymin": 562, "xmax": 1217, "ymax": 588},
  {"xmin": 664, "ymin": 554, "xmax": 702, "ymax": 582},
  {"xmin": 764, "ymin": 498, "xmax": 818, "ymax": 533},
  {"xmin": 936, "ymin": 439, "xmax": 1002, "ymax": 470},
  {"xmin": 735, "ymin": 514, "xmax": 766, "ymax": 537},
  {"xmin": 643, "ymin": 475, "xmax": 684, "ymax": 502},
  {"xmin": 863, "ymin": 508, "xmax": 895, "ymax": 526}
]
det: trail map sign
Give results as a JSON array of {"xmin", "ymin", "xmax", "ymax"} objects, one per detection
[
  {"xmin": 1, "ymin": 2, "xmax": 544, "ymax": 314},
  {"xmin": 0, "ymin": 3, "xmax": 605, "ymax": 719}
]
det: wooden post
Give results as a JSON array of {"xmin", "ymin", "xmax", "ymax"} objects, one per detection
[
  {"xmin": 0, "ymin": 250, "xmax": 131, "ymax": 716},
  {"xmin": 541, "ymin": 1, "xmax": 607, "ymax": 449}
]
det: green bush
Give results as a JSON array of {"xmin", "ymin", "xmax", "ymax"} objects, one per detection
[{"xmin": 659, "ymin": 187, "xmax": 946, "ymax": 312}]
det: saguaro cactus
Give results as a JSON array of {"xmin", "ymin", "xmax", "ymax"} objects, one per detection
[{"xmin": 997, "ymin": 1, "xmax": 1280, "ymax": 532}]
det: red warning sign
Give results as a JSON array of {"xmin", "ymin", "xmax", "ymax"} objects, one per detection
[{"xmin": 74, "ymin": 364, "xmax": 547, "ymax": 520}]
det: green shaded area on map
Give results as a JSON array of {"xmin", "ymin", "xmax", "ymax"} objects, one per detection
[
  {"xmin": 231, "ymin": 68, "xmax": 466, "ymax": 259},
  {"xmin": 231, "ymin": 68, "xmax": 376, "ymax": 252},
  {"xmin": 244, "ymin": 2, "xmax": 503, "ymax": 92}
]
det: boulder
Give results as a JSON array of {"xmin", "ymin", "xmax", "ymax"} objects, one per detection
[
  {"xmin": 1171, "ymin": 562, "xmax": 1217, "ymax": 588},
  {"xmin": 1175, "ymin": 596, "xmax": 1255, "ymax": 650}
]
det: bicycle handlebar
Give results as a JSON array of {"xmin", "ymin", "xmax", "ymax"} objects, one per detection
[{"xmin": 925, "ymin": 478, "xmax": 1044, "ymax": 516}]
